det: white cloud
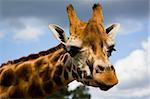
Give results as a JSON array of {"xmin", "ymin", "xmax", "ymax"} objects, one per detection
[
  {"xmin": 114, "ymin": 37, "xmax": 149, "ymax": 97},
  {"xmin": 13, "ymin": 18, "xmax": 46, "ymax": 41},
  {"xmin": 114, "ymin": 18, "xmax": 144, "ymax": 35},
  {"xmin": 89, "ymin": 86, "xmax": 150, "ymax": 99},
  {"xmin": 115, "ymin": 49, "xmax": 146, "ymax": 84},
  {"xmin": 142, "ymin": 37, "xmax": 150, "ymax": 81},
  {"xmin": 115, "ymin": 37, "xmax": 149, "ymax": 84},
  {"xmin": 0, "ymin": 32, "xmax": 4, "ymax": 38},
  {"xmin": 13, "ymin": 25, "xmax": 43, "ymax": 41}
]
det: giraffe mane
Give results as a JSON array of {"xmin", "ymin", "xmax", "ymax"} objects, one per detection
[{"xmin": 0, "ymin": 44, "xmax": 64, "ymax": 67}]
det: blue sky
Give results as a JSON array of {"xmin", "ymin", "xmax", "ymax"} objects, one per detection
[{"xmin": 0, "ymin": 0, "xmax": 149, "ymax": 99}]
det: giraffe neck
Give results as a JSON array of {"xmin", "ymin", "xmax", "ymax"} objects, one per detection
[{"xmin": 0, "ymin": 44, "xmax": 78, "ymax": 98}]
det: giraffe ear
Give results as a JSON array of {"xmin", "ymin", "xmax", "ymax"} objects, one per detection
[
  {"xmin": 49, "ymin": 24, "xmax": 68, "ymax": 45},
  {"xmin": 106, "ymin": 23, "xmax": 120, "ymax": 45}
]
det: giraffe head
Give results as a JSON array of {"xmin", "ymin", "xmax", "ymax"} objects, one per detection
[{"xmin": 49, "ymin": 4, "xmax": 120, "ymax": 91}]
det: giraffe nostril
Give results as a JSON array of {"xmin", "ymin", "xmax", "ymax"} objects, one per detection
[
  {"xmin": 96, "ymin": 69, "xmax": 99, "ymax": 73},
  {"xmin": 98, "ymin": 65, "xmax": 104, "ymax": 71}
]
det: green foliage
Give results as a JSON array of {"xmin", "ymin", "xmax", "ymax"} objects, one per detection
[
  {"xmin": 47, "ymin": 85, "xmax": 91, "ymax": 99},
  {"xmin": 70, "ymin": 85, "xmax": 91, "ymax": 99}
]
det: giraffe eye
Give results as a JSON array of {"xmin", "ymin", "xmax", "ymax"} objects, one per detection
[
  {"xmin": 67, "ymin": 46, "xmax": 81, "ymax": 57},
  {"xmin": 107, "ymin": 44, "xmax": 116, "ymax": 57}
]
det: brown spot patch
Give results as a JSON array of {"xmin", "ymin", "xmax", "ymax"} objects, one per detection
[
  {"xmin": 8, "ymin": 86, "xmax": 25, "ymax": 98},
  {"xmin": 34, "ymin": 58, "xmax": 47, "ymax": 68},
  {"xmin": 53, "ymin": 55, "xmax": 60, "ymax": 62},
  {"xmin": 77, "ymin": 68, "xmax": 82, "ymax": 78},
  {"xmin": 91, "ymin": 43, "xmax": 96, "ymax": 53},
  {"xmin": 50, "ymin": 49, "xmax": 65, "ymax": 63},
  {"xmin": 62, "ymin": 54, "xmax": 68, "ymax": 63},
  {"xmin": 0, "ymin": 68, "xmax": 15, "ymax": 86},
  {"xmin": 64, "ymin": 69, "xmax": 69, "ymax": 80},
  {"xmin": 43, "ymin": 79, "xmax": 54, "ymax": 94},
  {"xmin": 28, "ymin": 75, "xmax": 45, "ymax": 98},
  {"xmin": 0, "ymin": 68, "xmax": 4, "ymax": 74},
  {"xmin": 83, "ymin": 70, "xmax": 87, "ymax": 78},
  {"xmin": 53, "ymin": 76, "xmax": 63, "ymax": 86},
  {"xmin": 39, "ymin": 66, "xmax": 52, "ymax": 81},
  {"xmin": 47, "ymin": 54, "xmax": 53, "ymax": 59},
  {"xmin": 15, "ymin": 64, "xmax": 32, "ymax": 81},
  {"xmin": 34, "ymin": 58, "xmax": 49, "ymax": 74},
  {"xmin": 72, "ymin": 70, "xmax": 78, "ymax": 79},
  {"xmin": 72, "ymin": 64, "xmax": 76, "ymax": 71},
  {"xmin": 66, "ymin": 65, "xmax": 71, "ymax": 71},
  {"xmin": 54, "ymin": 64, "xmax": 63, "ymax": 76},
  {"xmin": 58, "ymin": 55, "xmax": 64, "ymax": 62}
]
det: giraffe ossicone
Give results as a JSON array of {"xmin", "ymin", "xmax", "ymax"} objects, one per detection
[{"xmin": 0, "ymin": 3, "xmax": 120, "ymax": 98}]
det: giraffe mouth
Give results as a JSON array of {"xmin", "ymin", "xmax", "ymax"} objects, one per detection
[
  {"xmin": 97, "ymin": 83, "xmax": 115, "ymax": 91},
  {"xmin": 99, "ymin": 85, "xmax": 114, "ymax": 91}
]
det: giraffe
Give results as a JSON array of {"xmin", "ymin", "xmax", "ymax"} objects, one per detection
[{"xmin": 0, "ymin": 3, "xmax": 120, "ymax": 98}]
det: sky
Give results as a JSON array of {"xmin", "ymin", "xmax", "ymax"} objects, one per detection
[{"xmin": 0, "ymin": 0, "xmax": 149, "ymax": 99}]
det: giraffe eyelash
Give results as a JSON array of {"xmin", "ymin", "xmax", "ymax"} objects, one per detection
[{"xmin": 107, "ymin": 44, "xmax": 116, "ymax": 57}]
